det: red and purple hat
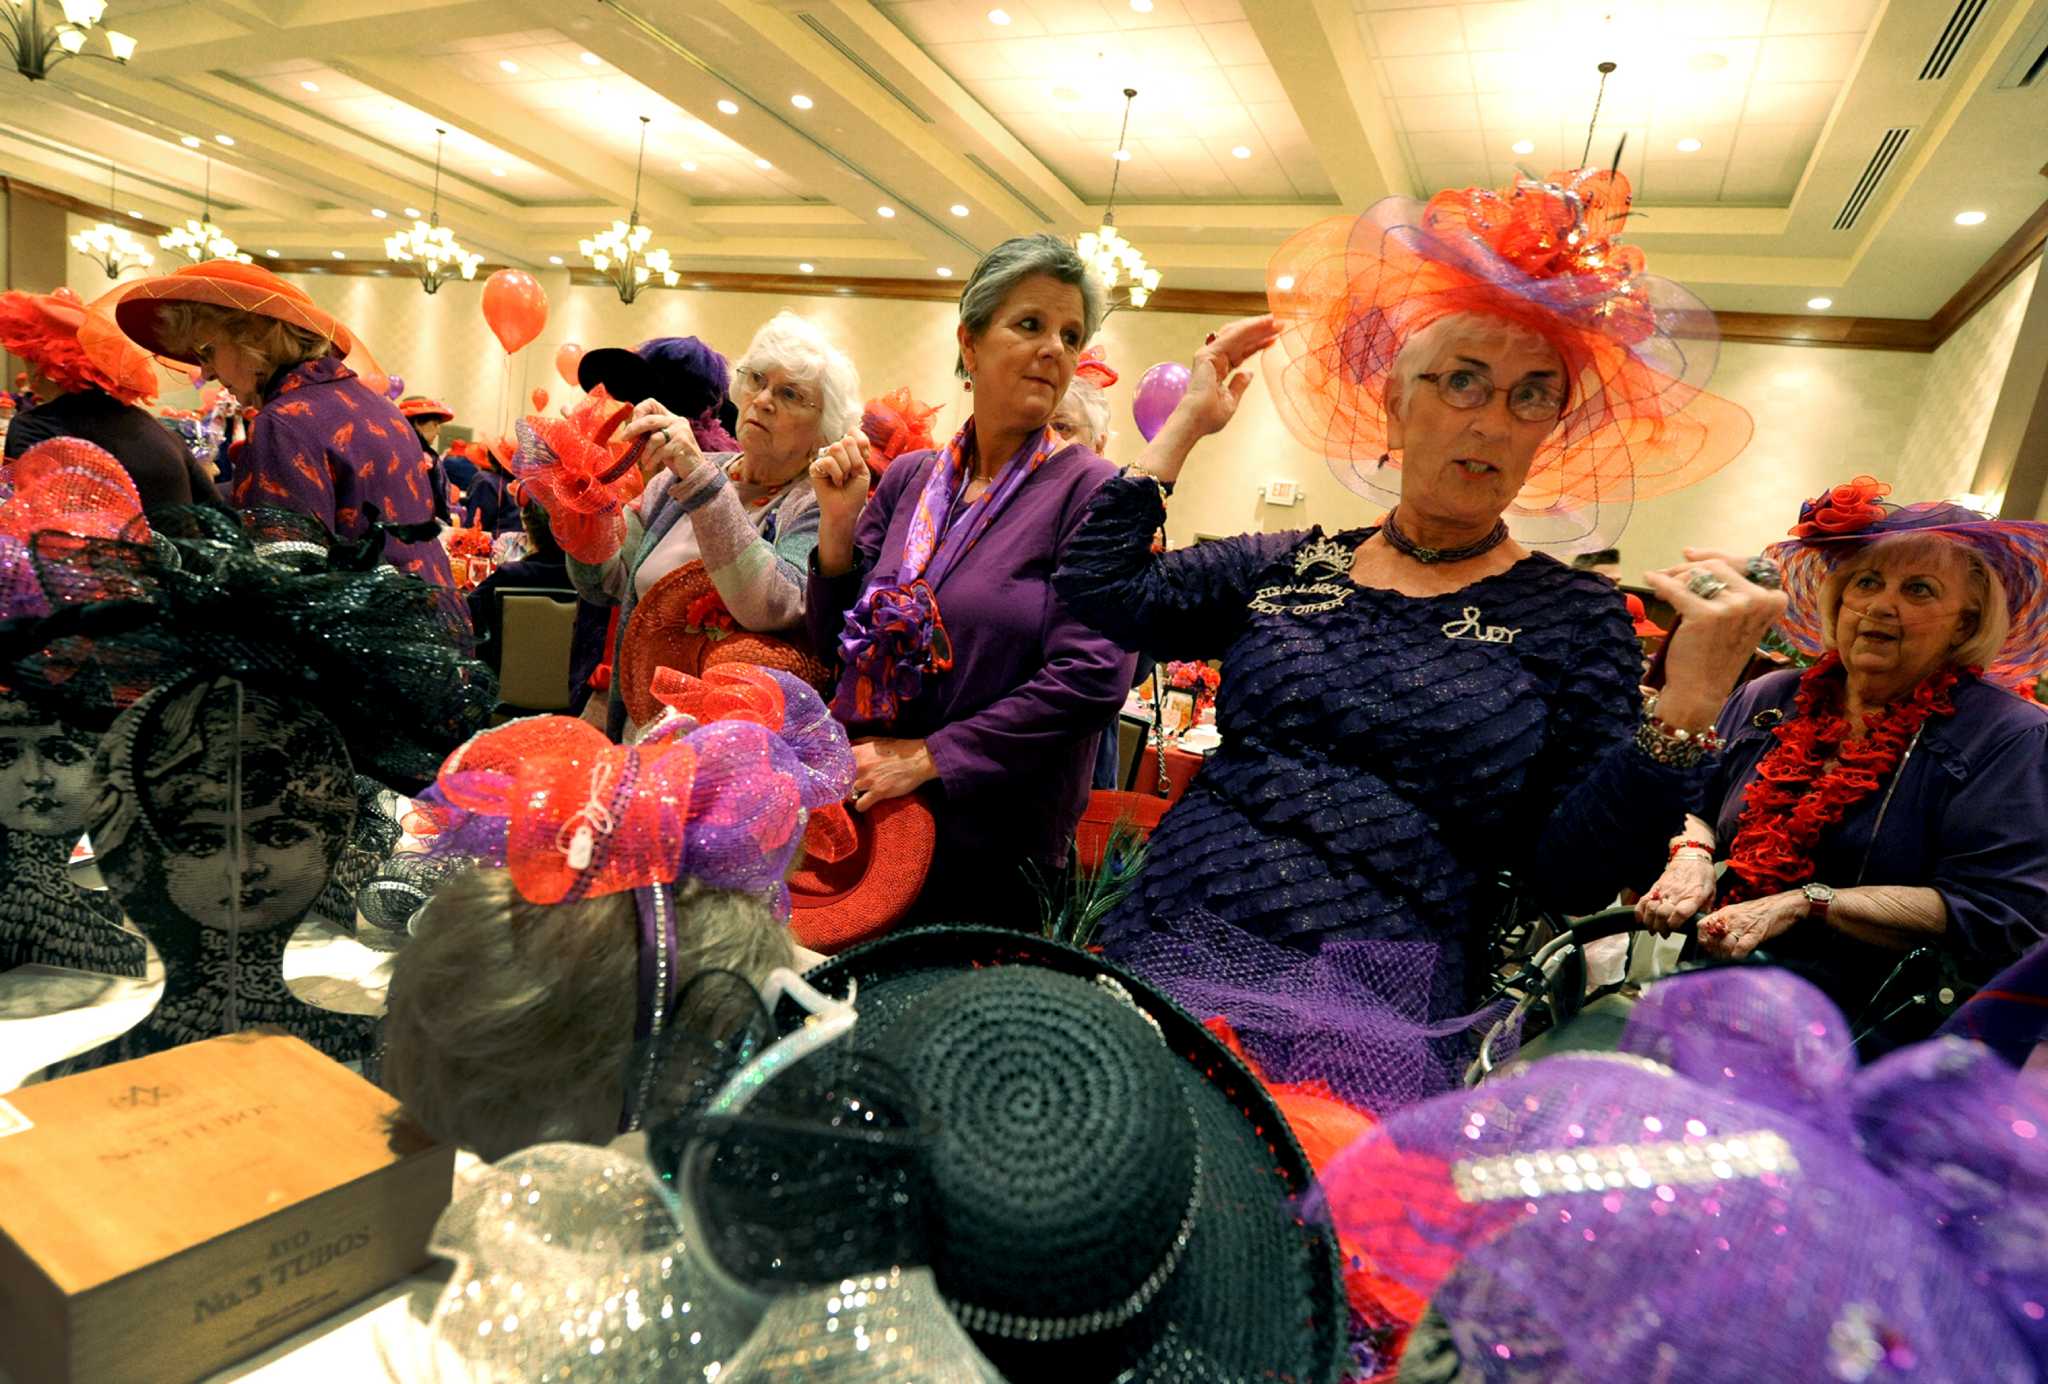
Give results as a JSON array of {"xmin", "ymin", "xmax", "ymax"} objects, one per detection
[{"xmin": 1766, "ymin": 476, "xmax": 2048, "ymax": 688}]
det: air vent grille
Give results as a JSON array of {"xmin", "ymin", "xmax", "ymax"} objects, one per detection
[
  {"xmin": 796, "ymin": 13, "xmax": 936, "ymax": 124},
  {"xmin": 1920, "ymin": 0, "xmax": 1988, "ymax": 80},
  {"xmin": 1833, "ymin": 127, "xmax": 1913, "ymax": 231},
  {"xmin": 964, "ymin": 153, "xmax": 1055, "ymax": 225}
]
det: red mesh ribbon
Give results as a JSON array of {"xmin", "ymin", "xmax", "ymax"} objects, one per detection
[
  {"xmin": 0, "ymin": 437, "xmax": 147, "ymax": 546},
  {"xmin": 1074, "ymin": 346, "xmax": 1118, "ymax": 389},
  {"xmin": 858, "ymin": 387, "xmax": 941, "ymax": 475},
  {"xmin": 1790, "ymin": 475, "xmax": 1892, "ymax": 538},
  {"xmin": 507, "ymin": 387, "xmax": 648, "ymax": 564},
  {"xmin": 1263, "ymin": 168, "xmax": 1752, "ymax": 550}
]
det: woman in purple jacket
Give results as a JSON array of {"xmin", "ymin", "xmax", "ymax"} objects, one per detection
[
  {"xmin": 806, "ymin": 234, "xmax": 1136, "ymax": 925},
  {"xmin": 1639, "ymin": 479, "xmax": 2048, "ymax": 1050},
  {"xmin": 85, "ymin": 260, "xmax": 455, "ymax": 596}
]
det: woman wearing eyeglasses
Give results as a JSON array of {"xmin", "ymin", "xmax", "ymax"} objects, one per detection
[{"xmin": 1054, "ymin": 171, "xmax": 1786, "ymax": 1116}]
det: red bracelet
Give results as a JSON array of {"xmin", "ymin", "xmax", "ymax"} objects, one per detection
[{"xmin": 1668, "ymin": 840, "xmax": 1714, "ymax": 861}]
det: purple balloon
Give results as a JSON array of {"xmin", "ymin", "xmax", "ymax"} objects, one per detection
[
  {"xmin": 384, "ymin": 374, "xmax": 406, "ymax": 400},
  {"xmin": 1132, "ymin": 362, "xmax": 1190, "ymax": 442}
]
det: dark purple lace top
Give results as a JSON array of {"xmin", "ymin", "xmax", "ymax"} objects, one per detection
[{"xmin": 1055, "ymin": 473, "xmax": 1703, "ymax": 1026}]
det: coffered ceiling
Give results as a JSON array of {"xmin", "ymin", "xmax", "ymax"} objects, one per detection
[{"xmin": 6, "ymin": 0, "xmax": 2046, "ymax": 317}]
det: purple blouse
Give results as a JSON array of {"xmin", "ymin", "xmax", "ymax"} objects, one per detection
[
  {"xmin": 233, "ymin": 357, "xmax": 455, "ymax": 593},
  {"xmin": 1706, "ymin": 668, "xmax": 2048, "ymax": 975},
  {"xmin": 806, "ymin": 444, "xmax": 1137, "ymax": 866}
]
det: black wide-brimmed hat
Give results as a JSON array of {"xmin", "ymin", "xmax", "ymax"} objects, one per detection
[{"xmin": 752, "ymin": 926, "xmax": 1350, "ymax": 1382}]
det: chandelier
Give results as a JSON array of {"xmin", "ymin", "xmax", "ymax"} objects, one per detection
[
  {"xmin": 386, "ymin": 127, "xmax": 481, "ymax": 294},
  {"xmin": 4, "ymin": 0, "xmax": 136, "ymax": 82},
  {"xmin": 69, "ymin": 161, "xmax": 153, "ymax": 278},
  {"xmin": 159, "ymin": 158, "xmax": 249, "ymax": 264},
  {"xmin": 581, "ymin": 115, "xmax": 678, "ymax": 304},
  {"xmin": 1076, "ymin": 87, "xmax": 1160, "ymax": 311}
]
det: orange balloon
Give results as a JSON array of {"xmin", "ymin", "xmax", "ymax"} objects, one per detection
[
  {"xmin": 481, "ymin": 269, "xmax": 548, "ymax": 354},
  {"xmin": 531, "ymin": 386, "xmax": 549, "ymax": 413},
  {"xmin": 555, "ymin": 342, "xmax": 585, "ymax": 387}
]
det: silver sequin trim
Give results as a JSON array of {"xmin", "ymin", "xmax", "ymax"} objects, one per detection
[{"xmin": 1454, "ymin": 1129, "xmax": 1796, "ymax": 1204}]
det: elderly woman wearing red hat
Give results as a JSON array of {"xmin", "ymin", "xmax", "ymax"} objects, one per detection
[
  {"xmin": 399, "ymin": 394, "xmax": 457, "ymax": 522},
  {"xmin": 0, "ymin": 286, "xmax": 218, "ymax": 508},
  {"xmin": 1636, "ymin": 477, "xmax": 2048, "ymax": 1051},
  {"xmin": 81, "ymin": 260, "xmax": 453, "ymax": 593}
]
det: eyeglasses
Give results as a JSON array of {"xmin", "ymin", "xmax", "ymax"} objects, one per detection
[
  {"xmin": 738, "ymin": 366, "xmax": 819, "ymax": 414},
  {"xmin": 1416, "ymin": 369, "xmax": 1566, "ymax": 422}
]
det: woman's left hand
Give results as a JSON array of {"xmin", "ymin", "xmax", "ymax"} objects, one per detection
[
  {"xmin": 1695, "ymin": 891, "xmax": 1807, "ymax": 960},
  {"xmin": 616, "ymin": 399, "xmax": 719, "ymax": 490},
  {"xmin": 850, "ymin": 737, "xmax": 936, "ymax": 812},
  {"xmin": 1642, "ymin": 547, "xmax": 1789, "ymax": 731}
]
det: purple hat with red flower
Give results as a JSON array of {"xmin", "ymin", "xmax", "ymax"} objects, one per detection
[{"xmin": 1765, "ymin": 476, "xmax": 2048, "ymax": 688}]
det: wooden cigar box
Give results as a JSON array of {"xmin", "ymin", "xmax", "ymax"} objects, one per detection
[{"xmin": 0, "ymin": 1031, "xmax": 453, "ymax": 1384}]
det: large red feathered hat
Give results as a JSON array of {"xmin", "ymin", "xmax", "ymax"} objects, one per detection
[{"xmin": 0, "ymin": 288, "xmax": 159, "ymax": 405}]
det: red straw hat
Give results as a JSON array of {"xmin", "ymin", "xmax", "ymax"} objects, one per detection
[
  {"xmin": 0, "ymin": 287, "xmax": 159, "ymax": 404},
  {"xmin": 399, "ymin": 395, "xmax": 455, "ymax": 423},
  {"xmin": 81, "ymin": 258, "xmax": 385, "ymax": 394},
  {"xmin": 1263, "ymin": 167, "xmax": 1751, "ymax": 550},
  {"xmin": 788, "ymin": 792, "xmax": 936, "ymax": 953},
  {"xmin": 618, "ymin": 561, "xmax": 834, "ymax": 726}
]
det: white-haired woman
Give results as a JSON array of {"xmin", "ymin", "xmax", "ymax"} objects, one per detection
[
  {"xmin": 1051, "ymin": 171, "xmax": 1783, "ymax": 1114},
  {"xmin": 576, "ymin": 312, "xmax": 862, "ymax": 738},
  {"xmin": 806, "ymin": 234, "xmax": 1137, "ymax": 926},
  {"xmin": 1637, "ymin": 480, "xmax": 2048, "ymax": 1051},
  {"xmin": 1050, "ymin": 346, "xmax": 1117, "ymax": 454}
]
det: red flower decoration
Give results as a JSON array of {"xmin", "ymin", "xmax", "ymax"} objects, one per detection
[
  {"xmin": 1074, "ymin": 346, "xmax": 1118, "ymax": 390},
  {"xmin": 683, "ymin": 590, "xmax": 736, "ymax": 635},
  {"xmin": 1790, "ymin": 475, "xmax": 1892, "ymax": 539}
]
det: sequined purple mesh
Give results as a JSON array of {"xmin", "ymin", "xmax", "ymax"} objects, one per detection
[
  {"xmin": 0, "ymin": 535, "xmax": 48, "ymax": 619},
  {"xmin": 1310, "ymin": 969, "xmax": 2048, "ymax": 1383},
  {"xmin": 1114, "ymin": 907, "xmax": 1519, "ymax": 1112}
]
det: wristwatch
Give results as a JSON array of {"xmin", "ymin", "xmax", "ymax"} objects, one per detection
[{"xmin": 1799, "ymin": 882, "xmax": 1836, "ymax": 920}]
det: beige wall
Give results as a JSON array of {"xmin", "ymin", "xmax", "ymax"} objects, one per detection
[
  {"xmin": 104, "ymin": 267, "xmax": 2038, "ymax": 571},
  {"xmin": 1899, "ymin": 258, "xmax": 2042, "ymax": 508}
]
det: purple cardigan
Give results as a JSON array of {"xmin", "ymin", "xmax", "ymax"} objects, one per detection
[
  {"xmin": 233, "ymin": 357, "xmax": 455, "ymax": 593},
  {"xmin": 1706, "ymin": 668, "xmax": 2048, "ymax": 974},
  {"xmin": 806, "ymin": 444, "xmax": 1137, "ymax": 866}
]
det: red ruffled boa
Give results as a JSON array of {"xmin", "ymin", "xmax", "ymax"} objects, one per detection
[{"xmin": 1719, "ymin": 654, "xmax": 1964, "ymax": 904}]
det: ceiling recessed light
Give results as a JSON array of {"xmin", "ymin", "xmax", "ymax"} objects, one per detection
[
  {"xmin": 877, "ymin": 205, "xmax": 896, "ymax": 218},
  {"xmin": 331, "ymin": 250, "xmax": 346, "ymax": 260},
  {"xmin": 404, "ymin": 206, "xmax": 421, "ymax": 218},
  {"xmin": 716, "ymin": 98, "xmax": 739, "ymax": 115},
  {"xmin": 1275, "ymin": 274, "xmax": 1296, "ymax": 291},
  {"xmin": 180, "ymin": 135, "xmax": 201, "ymax": 148},
  {"xmin": 1807, "ymin": 296, "xmax": 1833, "ymax": 310},
  {"xmin": 791, "ymin": 93, "xmax": 813, "ymax": 110},
  {"xmin": 491, "ymin": 166, "xmax": 508, "ymax": 177},
  {"xmin": 1955, "ymin": 210, "xmax": 1988, "ymax": 225},
  {"xmin": 579, "ymin": 51, "xmax": 600, "ymax": 66},
  {"xmin": 214, "ymin": 133, "xmax": 235, "ymax": 146},
  {"xmin": 1131, "ymin": 0, "xmax": 1154, "ymax": 10},
  {"xmin": 1676, "ymin": 137, "xmax": 1702, "ymax": 153},
  {"xmin": 950, "ymin": 203, "xmax": 969, "ymax": 217},
  {"xmin": 1688, "ymin": 51, "xmax": 1730, "ymax": 73},
  {"xmin": 1231, "ymin": 145, "xmax": 1252, "ymax": 159},
  {"xmin": 498, "ymin": 59, "xmax": 520, "ymax": 74},
  {"xmin": 799, "ymin": 262, "xmax": 815, "ymax": 273},
  {"xmin": 371, "ymin": 207, "xmax": 387, "ymax": 218},
  {"xmin": 1113, "ymin": 147, "xmax": 1131, "ymax": 161},
  {"xmin": 936, "ymin": 266, "xmax": 953, "ymax": 277},
  {"xmin": 548, "ymin": 255, "xmax": 564, "ymax": 265},
  {"xmin": 1511, "ymin": 139, "xmax": 1535, "ymax": 155},
  {"xmin": 299, "ymin": 79, "xmax": 320, "ymax": 93},
  {"xmin": 755, "ymin": 157, "xmax": 772, "ymax": 169},
  {"xmin": 265, "ymin": 248, "xmax": 279, "ymax": 257},
  {"xmin": 679, "ymin": 160, "xmax": 698, "ymax": 172},
  {"xmin": 987, "ymin": 8, "xmax": 1012, "ymax": 24}
]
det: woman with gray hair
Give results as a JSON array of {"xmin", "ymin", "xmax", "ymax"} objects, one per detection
[
  {"xmin": 578, "ymin": 311, "xmax": 861, "ymax": 737},
  {"xmin": 806, "ymin": 233, "xmax": 1136, "ymax": 925},
  {"xmin": 1052, "ymin": 171, "xmax": 1784, "ymax": 1114}
]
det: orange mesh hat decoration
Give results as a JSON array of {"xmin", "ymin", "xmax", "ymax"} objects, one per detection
[
  {"xmin": 618, "ymin": 561, "xmax": 834, "ymax": 726},
  {"xmin": 507, "ymin": 386, "xmax": 649, "ymax": 565},
  {"xmin": 80, "ymin": 258, "xmax": 387, "ymax": 396},
  {"xmin": 0, "ymin": 288, "xmax": 159, "ymax": 405},
  {"xmin": 859, "ymin": 387, "xmax": 942, "ymax": 477},
  {"xmin": 1263, "ymin": 167, "xmax": 1752, "ymax": 549}
]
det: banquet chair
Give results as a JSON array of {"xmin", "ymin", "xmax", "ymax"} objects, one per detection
[{"xmin": 492, "ymin": 587, "xmax": 578, "ymax": 718}]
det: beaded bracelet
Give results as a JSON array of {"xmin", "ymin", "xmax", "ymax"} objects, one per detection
[
  {"xmin": 1668, "ymin": 840, "xmax": 1715, "ymax": 862},
  {"xmin": 1635, "ymin": 709, "xmax": 1725, "ymax": 768}
]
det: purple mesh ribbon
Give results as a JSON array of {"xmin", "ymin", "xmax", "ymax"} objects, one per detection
[{"xmin": 1310, "ymin": 968, "xmax": 2048, "ymax": 1382}]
